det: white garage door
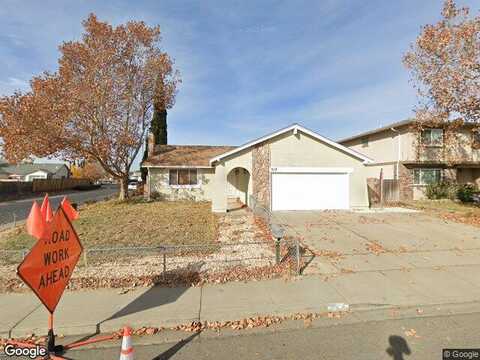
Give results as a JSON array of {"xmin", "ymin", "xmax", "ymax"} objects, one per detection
[{"xmin": 271, "ymin": 169, "xmax": 350, "ymax": 211}]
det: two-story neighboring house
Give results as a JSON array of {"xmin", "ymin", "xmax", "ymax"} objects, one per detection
[{"xmin": 339, "ymin": 119, "xmax": 480, "ymax": 201}]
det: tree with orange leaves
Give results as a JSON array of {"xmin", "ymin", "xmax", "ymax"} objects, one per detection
[
  {"xmin": 71, "ymin": 161, "xmax": 107, "ymax": 182},
  {"xmin": 0, "ymin": 14, "xmax": 180, "ymax": 199},
  {"xmin": 404, "ymin": 0, "xmax": 480, "ymax": 161}
]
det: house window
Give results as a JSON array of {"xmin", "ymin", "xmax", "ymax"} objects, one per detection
[
  {"xmin": 362, "ymin": 137, "xmax": 369, "ymax": 147},
  {"xmin": 421, "ymin": 129, "xmax": 443, "ymax": 146},
  {"xmin": 413, "ymin": 168, "xmax": 442, "ymax": 185},
  {"xmin": 168, "ymin": 169, "xmax": 198, "ymax": 186}
]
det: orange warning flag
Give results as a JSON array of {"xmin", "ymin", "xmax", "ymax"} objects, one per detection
[
  {"xmin": 61, "ymin": 197, "xmax": 79, "ymax": 221},
  {"xmin": 40, "ymin": 194, "xmax": 54, "ymax": 222},
  {"xmin": 26, "ymin": 201, "xmax": 46, "ymax": 239}
]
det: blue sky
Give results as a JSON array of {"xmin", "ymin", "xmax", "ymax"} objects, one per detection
[{"xmin": 1, "ymin": 0, "xmax": 478, "ymax": 169}]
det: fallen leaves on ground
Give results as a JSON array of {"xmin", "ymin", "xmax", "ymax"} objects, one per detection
[
  {"xmin": 0, "ymin": 262, "xmax": 298, "ymax": 293},
  {"xmin": 401, "ymin": 200, "xmax": 480, "ymax": 228},
  {"xmin": 404, "ymin": 328, "xmax": 421, "ymax": 338},
  {"xmin": 313, "ymin": 249, "xmax": 344, "ymax": 262},
  {"xmin": 0, "ymin": 311, "xmax": 352, "ymax": 351},
  {"xmin": 365, "ymin": 241, "xmax": 387, "ymax": 255},
  {"xmin": 358, "ymin": 216, "xmax": 387, "ymax": 224}
]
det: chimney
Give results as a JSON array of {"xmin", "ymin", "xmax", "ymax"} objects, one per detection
[{"xmin": 147, "ymin": 132, "xmax": 155, "ymax": 157}]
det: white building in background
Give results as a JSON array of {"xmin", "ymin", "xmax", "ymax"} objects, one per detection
[{"xmin": 0, "ymin": 162, "xmax": 70, "ymax": 182}]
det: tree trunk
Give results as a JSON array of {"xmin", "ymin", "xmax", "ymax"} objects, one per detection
[{"xmin": 119, "ymin": 176, "xmax": 129, "ymax": 200}]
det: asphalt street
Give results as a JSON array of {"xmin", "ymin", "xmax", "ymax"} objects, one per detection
[
  {"xmin": 0, "ymin": 184, "xmax": 119, "ymax": 226},
  {"xmin": 63, "ymin": 311, "xmax": 480, "ymax": 360}
]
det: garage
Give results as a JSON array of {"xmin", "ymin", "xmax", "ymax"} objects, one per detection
[
  {"xmin": 271, "ymin": 167, "xmax": 351, "ymax": 211},
  {"xmin": 209, "ymin": 124, "xmax": 372, "ymax": 212}
]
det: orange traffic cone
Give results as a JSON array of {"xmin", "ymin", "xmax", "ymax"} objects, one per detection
[
  {"xmin": 40, "ymin": 194, "xmax": 54, "ymax": 222},
  {"xmin": 26, "ymin": 201, "xmax": 45, "ymax": 239},
  {"xmin": 61, "ymin": 196, "xmax": 79, "ymax": 221},
  {"xmin": 119, "ymin": 327, "xmax": 134, "ymax": 360}
]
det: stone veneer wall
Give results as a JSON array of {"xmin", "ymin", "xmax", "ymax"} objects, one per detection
[
  {"xmin": 252, "ymin": 141, "xmax": 271, "ymax": 209},
  {"xmin": 398, "ymin": 164, "xmax": 414, "ymax": 201},
  {"xmin": 366, "ymin": 178, "xmax": 381, "ymax": 205}
]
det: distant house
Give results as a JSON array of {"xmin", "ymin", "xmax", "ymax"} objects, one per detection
[
  {"xmin": 0, "ymin": 163, "xmax": 70, "ymax": 182},
  {"xmin": 339, "ymin": 119, "xmax": 480, "ymax": 200}
]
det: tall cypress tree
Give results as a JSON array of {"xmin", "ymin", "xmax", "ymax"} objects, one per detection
[
  {"xmin": 151, "ymin": 105, "xmax": 167, "ymax": 145},
  {"xmin": 141, "ymin": 102, "xmax": 167, "ymax": 182}
]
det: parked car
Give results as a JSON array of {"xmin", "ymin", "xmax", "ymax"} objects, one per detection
[{"xmin": 127, "ymin": 179, "xmax": 138, "ymax": 191}]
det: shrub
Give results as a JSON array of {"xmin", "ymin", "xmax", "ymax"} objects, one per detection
[
  {"xmin": 425, "ymin": 182, "xmax": 457, "ymax": 200},
  {"xmin": 456, "ymin": 184, "xmax": 476, "ymax": 203}
]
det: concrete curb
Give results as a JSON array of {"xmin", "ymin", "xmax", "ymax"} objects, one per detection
[{"xmin": 7, "ymin": 298, "xmax": 480, "ymax": 339}]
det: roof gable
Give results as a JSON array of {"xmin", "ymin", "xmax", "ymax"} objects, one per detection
[{"xmin": 210, "ymin": 124, "xmax": 373, "ymax": 164}]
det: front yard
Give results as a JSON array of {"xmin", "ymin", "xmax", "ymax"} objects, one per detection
[
  {"xmin": 0, "ymin": 199, "xmax": 288, "ymax": 293},
  {"xmin": 0, "ymin": 199, "xmax": 218, "ymax": 250}
]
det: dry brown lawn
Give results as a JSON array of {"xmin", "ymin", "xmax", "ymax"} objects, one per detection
[
  {"xmin": 401, "ymin": 199, "xmax": 480, "ymax": 227},
  {"xmin": 0, "ymin": 199, "xmax": 218, "ymax": 250}
]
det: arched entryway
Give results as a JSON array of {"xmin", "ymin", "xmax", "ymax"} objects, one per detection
[{"xmin": 227, "ymin": 167, "xmax": 251, "ymax": 210}]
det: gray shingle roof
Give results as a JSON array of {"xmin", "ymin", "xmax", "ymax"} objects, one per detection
[{"xmin": 0, "ymin": 163, "xmax": 67, "ymax": 176}]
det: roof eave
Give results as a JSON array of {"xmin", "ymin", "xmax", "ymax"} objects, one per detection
[
  {"xmin": 338, "ymin": 119, "xmax": 414, "ymax": 144},
  {"xmin": 141, "ymin": 164, "xmax": 213, "ymax": 169},
  {"xmin": 210, "ymin": 123, "xmax": 373, "ymax": 165}
]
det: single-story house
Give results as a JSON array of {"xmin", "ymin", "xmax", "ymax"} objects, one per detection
[
  {"xmin": 142, "ymin": 124, "xmax": 373, "ymax": 212},
  {"xmin": 0, "ymin": 163, "xmax": 70, "ymax": 182}
]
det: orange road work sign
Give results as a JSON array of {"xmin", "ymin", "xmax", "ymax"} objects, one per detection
[{"xmin": 17, "ymin": 206, "xmax": 83, "ymax": 313}]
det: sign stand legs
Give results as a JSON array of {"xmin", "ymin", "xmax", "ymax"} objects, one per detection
[
  {"xmin": 47, "ymin": 313, "xmax": 65, "ymax": 356},
  {"xmin": 7, "ymin": 313, "xmax": 117, "ymax": 359}
]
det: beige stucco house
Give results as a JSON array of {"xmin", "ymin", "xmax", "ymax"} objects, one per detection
[
  {"xmin": 142, "ymin": 124, "xmax": 372, "ymax": 212},
  {"xmin": 339, "ymin": 119, "xmax": 480, "ymax": 200}
]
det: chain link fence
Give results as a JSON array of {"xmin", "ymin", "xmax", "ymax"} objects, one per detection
[
  {"xmin": 0, "ymin": 197, "xmax": 302, "ymax": 281},
  {"xmin": 1, "ymin": 240, "xmax": 300, "ymax": 271}
]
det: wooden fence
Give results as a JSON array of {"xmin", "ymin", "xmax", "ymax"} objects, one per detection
[
  {"xmin": 32, "ymin": 178, "xmax": 91, "ymax": 192},
  {"xmin": 367, "ymin": 178, "xmax": 400, "ymax": 205},
  {"xmin": 382, "ymin": 179, "xmax": 400, "ymax": 203},
  {"xmin": 0, "ymin": 178, "xmax": 92, "ymax": 199},
  {"xmin": 0, "ymin": 181, "xmax": 33, "ymax": 196}
]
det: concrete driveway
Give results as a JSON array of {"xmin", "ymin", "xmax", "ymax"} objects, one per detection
[{"xmin": 274, "ymin": 210, "xmax": 480, "ymax": 275}]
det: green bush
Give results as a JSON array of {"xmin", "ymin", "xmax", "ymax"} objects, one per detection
[
  {"xmin": 425, "ymin": 182, "xmax": 457, "ymax": 200},
  {"xmin": 456, "ymin": 184, "xmax": 476, "ymax": 203}
]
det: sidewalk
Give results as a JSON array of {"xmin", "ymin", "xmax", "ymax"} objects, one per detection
[{"xmin": 2, "ymin": 263, "xmax": 480, "ymax": 338}]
